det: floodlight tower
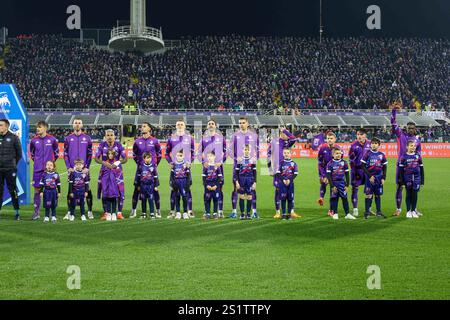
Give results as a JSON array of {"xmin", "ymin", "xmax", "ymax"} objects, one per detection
[{"xmin": 109, "ymin": 0, "xmax": 164, "ymax": 53}]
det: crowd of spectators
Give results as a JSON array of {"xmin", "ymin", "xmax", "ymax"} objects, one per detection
[{"xmin": 2, "ymin": 34, "xmax": 449, "ymax": 112}]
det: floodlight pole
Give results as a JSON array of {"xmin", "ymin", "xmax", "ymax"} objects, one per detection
[{"xmin": 319, "ymin": 0, "xmax": 323, "ymax": 43}]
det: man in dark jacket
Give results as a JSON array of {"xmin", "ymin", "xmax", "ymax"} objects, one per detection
[{"xmin": 0, "ymin": 119, "xmax": 22, "ymax": 220}]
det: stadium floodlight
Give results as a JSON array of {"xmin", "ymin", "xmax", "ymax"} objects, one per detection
[{"xmin": 109, "ymin": 0, "xmax": 164, "ymax": 53}]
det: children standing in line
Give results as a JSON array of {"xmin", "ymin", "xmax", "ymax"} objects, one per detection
[
  {"xmin": 276, "ymin": 148, "xmax": 298, "ymax": 220},
  {"xmin": 39, "ymin": 161, "xmax": 61, "ymax": 223},
  {"xmin": 99, "ymin": 149, "xmax": 124, "ymax": 221},
  {"xmin": 202, "ymin": 152, "xmax": 223, "ymax": 219},
  {"xmin": 170, "ymin": 150, "xmax": 192, "ymax": 220},
  {"xmin": 326, "ymin": 148, "xmax": 355, "ymax": 220},
  {"xmin": 135, "ymin": 152, "xmax": 159, "ymax": 219},
  {"xmin": 399, "ymin": 141, "xmax": 424, "ymax": 218},
  {"xmin": 235, "ymin": 144, "xmax": 257, "ymax": 220},
  {"xmin": 361, "ymin": 137, "xmax": 388, "ymax": 219},
  {"xmin": 68, "ymin": 158, "xmax": 90, "ymax": 221}
]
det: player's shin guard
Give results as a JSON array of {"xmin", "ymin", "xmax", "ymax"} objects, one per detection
[
  {"xmin": 102, "ymin": 198, "xmax": 108, "ymax": 213},
  {"xmin": 174, "ymin": 194, "xmax": 180, "ymax": 213},
  {"xmin": 205, "ymin": 197, "xmax": 211, "ymax": 215},
  {"xmin": 213, "ymin": 197, "xmax": 218, "ymax": 214},
  {"xmin": 118, "ymin": 197, "xmax": 124, "ymax": 212},
  {"xmin": 342, "ymin": 197, "xmax": 350, "ymax": 215},
  {"xmin": 405, "ymin": 189, "xmax": 412, "ymax": 212},
  {"xmin": 396, "ymin": 185, "xmax": 403, "ymax": 209},
  {"xmin": 411, "ymin": 190, "xmax": 418, "ymax": 212},
  {"xmin": 351, "ymin": 186, "xmax": 358, "ymax": 209},
  {"xmin": 132, "ymin": 186, "xmax": 139, "ymax": 210},
  {"xmin": 246, "ymin": 199, "xmax": 252, "ymax": 214},
  {"xmin": 80, "ymin": 201, "xmax": 86, "ymax": 217},
  {"xmin": 288, "ymin": 198, "xmax": 294, "ymax": 215},
  {"xmin": 274, "ymin": 190, "xmax": 281, "ymax": 212},
  {"xmin": 67, "ymin": 194, "xmax": 71, "ymax": 212},
  {"xmin": 34, "ymin": 192, "xmax": 41, "ymax": 216},
  {"xmin": 182, "ymin": 196, "xmax": 188, "ymax": 213},
  {"xmin": 365, "ymin": 197, "xmax": 373, "ymax": 214},
  {"xmin": 217, "ymin": 189, "xmax": 223, "ymax": 212},
  {"xmin": 154, "ymin": 190, "xmax": 160, "ymax": 211},
  {"xmin": 320, "ymin": 183, "xmax": 326, "ymax": 199},
  {"xmin": 86, "ymin": 190, "xmax": 93, "ymax": 212},
  {"xmin": 187, "ymin": 191, "xmax": 193, "ymax": 212},
  {"xmin": 375, "ymin": 195, "xmax": 381, "ymax": 213},
  {"xmin": 251, "ymin": 191, "xmax": 257, "ymax": 210},
  {"xmin": 330, "ymin": 198, "xmax": 338, "ymax": 214},
  {"xmin": 149, "ymin": 198, "xmax": 155, "ymax": 215},
  {"xmin": 218, "ymin": 189, "xmax": 224, "ymax": 212},
  {"xmin": 170, "ymin": 191, "xmax": 176, "ymax": 211},
  {"xmin": 232, "ymin": 190, "xmax": 238, "ymax": 210},
  {"xmin": 239, "ymin": 198, "xmax": 245, "ymax": 214},
  {"xmin": 281, "ymin": 199, "xmax": 287, "ymax": 215},
  {"xmin": 141, "ymin": 197, "xmax": 147, "ymax": 214}
]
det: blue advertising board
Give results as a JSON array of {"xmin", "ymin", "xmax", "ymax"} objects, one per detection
[{"xmin": 0, "ymin": 84, "xmax": 30, "ymax": 206}]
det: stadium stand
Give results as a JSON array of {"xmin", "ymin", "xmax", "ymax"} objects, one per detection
[{"xmin": 2, "ymin": 35, "xmax": 449, "ymax": 112}]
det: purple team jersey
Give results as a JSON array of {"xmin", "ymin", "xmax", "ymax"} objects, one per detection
[
  {"xmin": 267, "ymin": 129, "xmax": 297, "ymax": 175},
  {"xmin": 229, "ymin": 129, "xmax": 259, "ymax": 182},
  {"xmin": 39, "ymin": 172, "xmax": 61, "ymax": 190},
  {"xmin": 349, "ymin": 139, "xmax": 371, "ymax": 186},
  {"xmin": 30, "ymin": 134, "xmax": 59, "ymax": 187},
  {"xmin": 96, "ymin": 141, "xmax": 125, "ymax": 162},
  {"xmin": 276, "ymin": 159, "xmax": 298, "ymax": 199},
  {"xmin": 69, "ymin": 170, "xmax": 90, "ymax": 193},
  {"xmin": 326, "ymin": 159, "xmax": 349, "ymax": 190},
  {"xmin": 166, "ymin": 132, "xmax": 195, "ymax": 164},
  {"xmin": 399, "ymin": 153, "xmax": 423, "ymax": 190},
  {"xmin": 361, "ymin": 150, "xmax": 387, "ymax": 195},
  {"xmin": 30, "ymin": 134, "xmax": 59, "ymax": 172},
  {"xmin": 136, "ymin": 162, "xmax": 159, "ymax": 198},
  {"xmin": 235, "ymin": 157, "xmax": 257, "ymax": 194},
  {"xmin": 64, "ymin": 132, "xmax": 93, "ymax": 169},
  {"xmin": 39, "ymin": 171, "xmax": 61, "ymax": 209},
  {"xmin": 391, "ymin": 109, "xmax": 422, "ymax": 161},
  {"xmin": 198, "ymin": 132, "xmax": 227, "ymax": 164},
  {"xmin": 361, "ymin": 150, "xmax": 388, "ymax": 179},
  {"xmin": 349, "ymin": 140, "xmax": 371, "ymax": 170},
  {"xmin": 202, "ymin": 165, "xmax": 223, "ymax": 187},
  {"xmin": 132, "ymin": 135, "xmax": 162, "ymax": 166},
  {"xmin": 318, "ymin": 143, "xmax": 341, "ymax": 178}
]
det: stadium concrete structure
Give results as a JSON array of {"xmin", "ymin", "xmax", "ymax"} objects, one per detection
[
  {"xmin": 27, "ymin": 111, "xmax": 442, "ymax": 129},
  {"xmin": 108, "ymin": 0, "xmax": 164, "ymax": 53}
]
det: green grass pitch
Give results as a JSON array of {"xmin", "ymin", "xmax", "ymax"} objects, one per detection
[{"xmin": 0, "ymin": 157, "xmax": 449, "ymax": 299}]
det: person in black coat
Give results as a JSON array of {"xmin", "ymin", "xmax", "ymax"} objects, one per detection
[{"xmin": 0, "ymin": 119, "xmax": 22, "ymax": 220}]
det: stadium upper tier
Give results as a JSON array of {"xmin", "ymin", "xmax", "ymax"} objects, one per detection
[
  {"xmin": 2, "ymin": 35, "xmax": 449, "ymax": 111},
  {"xmin": 28, "ymin": 112, "xmax": 441, "ymax": 127}
]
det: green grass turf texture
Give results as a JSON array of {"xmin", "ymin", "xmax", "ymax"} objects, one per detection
[{"xmin": 0, "ymin": 158, "xmax": 449, "ymax": 299}]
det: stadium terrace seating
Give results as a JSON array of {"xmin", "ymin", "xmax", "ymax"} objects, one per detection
[{"xmin": 2, "ymin": 35, "xmax": 449, "ymax": 112}]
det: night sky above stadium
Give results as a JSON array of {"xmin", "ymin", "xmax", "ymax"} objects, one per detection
[{"xmin": 1, "ymin": 0, "xmax": 449, "ymax": 39}]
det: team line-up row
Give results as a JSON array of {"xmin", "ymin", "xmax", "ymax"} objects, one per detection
[{"xmin": 0, "ymin": 109, "xmax": 424, "ymax": 222}]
